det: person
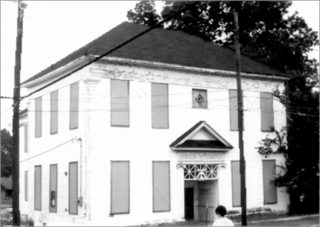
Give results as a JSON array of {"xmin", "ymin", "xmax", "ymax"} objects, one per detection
[{"xmin": 212, "ymin": 205, "xmax": 234, "ymax": 226}]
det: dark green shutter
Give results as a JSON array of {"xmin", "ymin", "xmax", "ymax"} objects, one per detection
[
  {"xmin": 111, "ymin": 80, "xmax": 130, "ymax": 127},
  {"xmin": 152, "ymin": 83, "xmax": 169, "ymax": 129},
  {"xmin": 263, "ymin": 160, "xmax": 277, "ymax": 204},
  {"xmin": 34, "ymin": 166, "xmax": 41, "ymax": 210},
  {"xmin": 51, "ymin": 90, "xmax": 58, "ymax": 134},
  {"xmin": 153, "ymin": 161, "xmax": 170, "ymax": 212},
  {"xmin": 70, "ymin": 82, "xmax": 79, "ymax": 130},
  {"xmin": 231, "ymin": 161, "xmax": 241, "ymax": 207},
  {"xmin": 69, "ymin": 162, "xmax": 78, "ymax": 215},
  {"xmin": 261, "ymin": 92, "xmax": 274, "ymax": 131},
  {"xmin": 35, "ymin": 97, "xmax": 42, "ymax": 138},
  {"xmin": 111, "ymin": 161, "xmax": 130, "ymax": 214}
]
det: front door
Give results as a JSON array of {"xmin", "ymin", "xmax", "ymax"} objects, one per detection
[{"xmin": 185, "ymin": 187, "xmax": 194, "ymax": 220}]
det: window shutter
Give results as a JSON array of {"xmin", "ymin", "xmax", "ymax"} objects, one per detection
[
  {"xmin": 152, "ymin": 83, "xmax": 169, "ymax": 129},
  {"xmin": 111, "ymin": 80, "xmax": 130, "ymax": 127},
  {"xmin": 260, "ymin": 92, "xmax": 274, "ymax": 132},
  {"xmin": 34, "ymin": 166, "xmax": 41, "ymax": 210},
  {"xmin": 50, "ymin": 164, "xmax": 58, "ymax": 212},
  {"xmin": 192, "ymin": 89, "xmax": 207, "ymax": 109},
  {"xmin": 263, "ymin": 160, "xmax": 277, "ymax": 204},
  {"xmin": 153, "ymin": 161, "xmax": 170, "ymax": 212},
  {"xmin": 35, "ymin": 97, "xmax": 42, "ymax": 138},
  {"xmin": 70, "ymin": 82, "xmax": 79, "ymax": 130},
  {"xmin": 111, "ymin": 161, "xmax": 130, "ymax": 214},
  {"xmin": 231, "ymin": 161, "xmax": 241, "ymax": 207},
  {"xmin": 69, "ymin": 162, "xmax": 78, "ymax": 215},
  {"xmin": 229, "ymin": 90, "xmax": 238, "ymax": 131},
  {"xmin": 24, "ymin": 125, "xmax": 28, "ymax": 153},
  {"xmin": 25, "ymin": 171, "xmax": 28, "ymax": 201},
  {"xmin": 51, "ymin": 90, "xmax": 58, "ymax": 134}
]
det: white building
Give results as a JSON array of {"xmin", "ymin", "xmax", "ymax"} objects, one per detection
[{"xmin": 19, "ymin": 22, "xmax": 289, "ymax": 226}]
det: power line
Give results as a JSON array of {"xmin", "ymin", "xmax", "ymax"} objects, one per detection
[{"xmin": 19, "ymin": 136, "xmax": 83, "ymax": 163}]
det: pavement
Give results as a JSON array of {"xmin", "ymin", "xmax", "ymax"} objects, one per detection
[{"xmin": 233, "ymin": 213, "xmax": 319, "ymax": 226}]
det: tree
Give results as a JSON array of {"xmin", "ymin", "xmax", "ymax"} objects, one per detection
[
  {"xmin": 1, "ymin": 129, "xmax": 13, "ymax": 177},
  {"xmin": 127, "ymin": 1, "xmax": 320, "ymax": 214},
  {"xmin": 127, "ymin": 0, "xmax": 162, "ymax": 27},
  {"xmin": 257, "ymin": 74, "xmax": 319, "ymax": 214},
  {"xmin": 127, "ymin": 1, "xmax": 319, "ymax": 75}
]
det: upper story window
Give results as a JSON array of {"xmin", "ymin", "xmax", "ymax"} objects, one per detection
[
  {"xmin": 151, "ymin": 83, "xmax": 169, "ymax": 129},
  {"xmin": 24, "ymin": 125, "xmax": 28, "ymax": 153},
  {"xmin": 192, "ymin": 89, "xmax": 207, "ymax": 109},
  {"xmin": 70, "ymin": 82, "xmax": 79, "ymax": 130},
  {"xmin": 260, "ymin": 92, "xmax": 274, "ymax": 132},
  {"xmin": 111, "ymin": 79, "xmax": 130, "ymax": 127},
  {"xmin": 50, "ymin": 90, "xmax": 58, "ymax": 134},
  {"xmin": 35, "ymin": 97, "xmax": 42, "ymax": 138}
]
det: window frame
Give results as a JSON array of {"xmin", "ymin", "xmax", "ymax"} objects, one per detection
[
  {"xmin": 152, "ymin": 161, "xmax": 171, "ymax": 213},
  {"xmin": 49, "ymin": 164, "xmax": 58, "ymax": 213},
  {"xmin": 34, "ymin": 165, "xmax": 42, "ymax": 211},
  {"xmin": 110, "ymin": 161, "xmax": 130, "ymax": 215},
  {"xmin": 192, "ymin": 89, "xmax": 208, "ymax": 109}
]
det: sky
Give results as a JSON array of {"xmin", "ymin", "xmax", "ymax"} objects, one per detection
[{"xmin": 1, "ymin": 1, "xmax": 319, "ymax": 131}]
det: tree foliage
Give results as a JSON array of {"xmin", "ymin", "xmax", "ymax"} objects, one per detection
[
  {"xmin": 127, "ymin": 1, "xmax": 319, "ymax": 76},
  {"xmin": 257, "ymin": 73, "xmax": 319, "ymax": 214},
  {"xmin": 127, "ymin": 0, "xmax": 162, "ymax": 27},
  {"xmin": 127, "ymin": 1, "xmax": 320, "ymax": 214},
  {"xmin": 1, "ymin": 129, "xmax": 13, "ymax": 177}
]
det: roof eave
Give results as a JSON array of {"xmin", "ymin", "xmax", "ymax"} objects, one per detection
[
  {"xmin": 21, "ymin": 55, "xmax": 91, "ymax": 89},
  {"xmin": 89, "ymin": 55, "xmax": 289, "ymax": 82}
]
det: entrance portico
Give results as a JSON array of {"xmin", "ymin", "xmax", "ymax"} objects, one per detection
[{"xmin": 170, "ymin": 121, "xmax": 233, "ymax": 223}]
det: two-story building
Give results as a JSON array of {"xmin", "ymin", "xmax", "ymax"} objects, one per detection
[{"xmin": 19, "ymin": 21, "xmax": 289, "ymax": 226}]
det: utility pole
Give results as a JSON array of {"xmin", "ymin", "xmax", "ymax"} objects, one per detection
[
  {"xmin": 233, "ymin": 9, "xmax": 247, "ymax": 226},
  {"xmin": 12, "ymin": 0, "xmax": 26, "ymax": 225}
]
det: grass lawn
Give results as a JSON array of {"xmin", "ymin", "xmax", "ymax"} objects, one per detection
[
  {"xmin": 229, "ymin": 212, "xmax": 304, "ymax": 223},
  {"xmin": 243, "ymin": 217, "xmax": 319, "ymax": 226}
]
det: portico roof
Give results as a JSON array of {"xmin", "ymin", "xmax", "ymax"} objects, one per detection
[{"xmin": 170, "ymin": 121, "xmax": 233, "ymax": 151}]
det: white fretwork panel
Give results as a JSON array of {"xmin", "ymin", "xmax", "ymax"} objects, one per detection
[{"xmin": 184, "ymin": 164, "xmax": 218, "ymax": 181}]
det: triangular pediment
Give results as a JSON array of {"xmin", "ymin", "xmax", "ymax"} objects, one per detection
[{"xmin": 170, "ymin": 121, "xmax": 233, "ymax": 151}]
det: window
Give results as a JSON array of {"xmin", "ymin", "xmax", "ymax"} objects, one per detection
[
  {"xmin": 34, "ymin": 166, "xmax": 41, "ymax": 210},
  {"xmin": 111, "ymin": 161, "xmax": 130, "ymax": 214},
  {"xmin": 192, "ymin": 89, "xmax": 207, "ymax": 109},
  {"xmin": 231, "ymin": 161, "xmax": 241, "ymax": 207},
  {"xmin": 229, "ymin": 90, "xmax": 245, "ymax": 131},
  {"xmin": 35, "ymin": 97, "xmax": 42, "ymax": 138},
  {"xmin": 111, "ymin": 80, "xmax": 130, "ymax": 127},
  {"xmin": 50, "ymin": 164, "xmax": 58, "ymax": 213},
  {"xmin": 260, "ymin": 92, "xmax": 274, "ymax": 132},
  {"xmin": 263, "ymin": 160, "xmax": 277, "ymax": 204},
  {"xmin": 229, "ymin": 90, "xmax": 238, "ymax": 131},
  {"xmin": 69, "ymin": 162, "xmax": 78, "ymax": 215},
  {"xmin": 70, "ymin": 82, "xmax": 79, "ymax": 130},
  {"xmin": 25, "ymin": 171, "xmax": 28, "ymax": 201},
  {"xmin": 152, "ymin": 83, "xmax": 169, "ymax": 129},
  {"xmin": 51, "ymin": 90, "xmax": 58, "ymax": 134},
  {"xmin": 153, "ymin": 161, "xmax": 170, "ymax": 212},
  {"xmin": 24, "ymin": 125, "xmax": 28, "ymax": 153}
]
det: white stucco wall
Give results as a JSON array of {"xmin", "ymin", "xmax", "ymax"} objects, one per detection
[
  {"xmin": 20, "ymin": 60, "xmax": 289, "ymax": 226},
  {"xmin": 86, "ymin": 62, "xmax": 289, "ymax": 226}
]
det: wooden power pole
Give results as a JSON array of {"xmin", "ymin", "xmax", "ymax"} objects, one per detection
[
  {"xmin": 12, "ymin": 1, "xmax": 26, "ymax": 225},
  {"xmin": 233, "ymin": 10, "xmax": 247, "ymax": 226}
]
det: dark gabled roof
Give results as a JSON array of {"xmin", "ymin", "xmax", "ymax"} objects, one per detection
[
  {"xmin": 170, "ymin": 121, "xmax": 233, "ymax": 150},
  {"xmin": 19, "ymin": 108, "xmax": 27, "ymax": 115},
  {"xmin": 176, "ymin": 140, "xmax": 233, "ymax": 149},
  {"xmin": 170, "ymin": 121, "xmax": 204, "ymax": 148},
  {"xmin": 22, "ymin": 22, "xmax": 287, "ymax": 85}
]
